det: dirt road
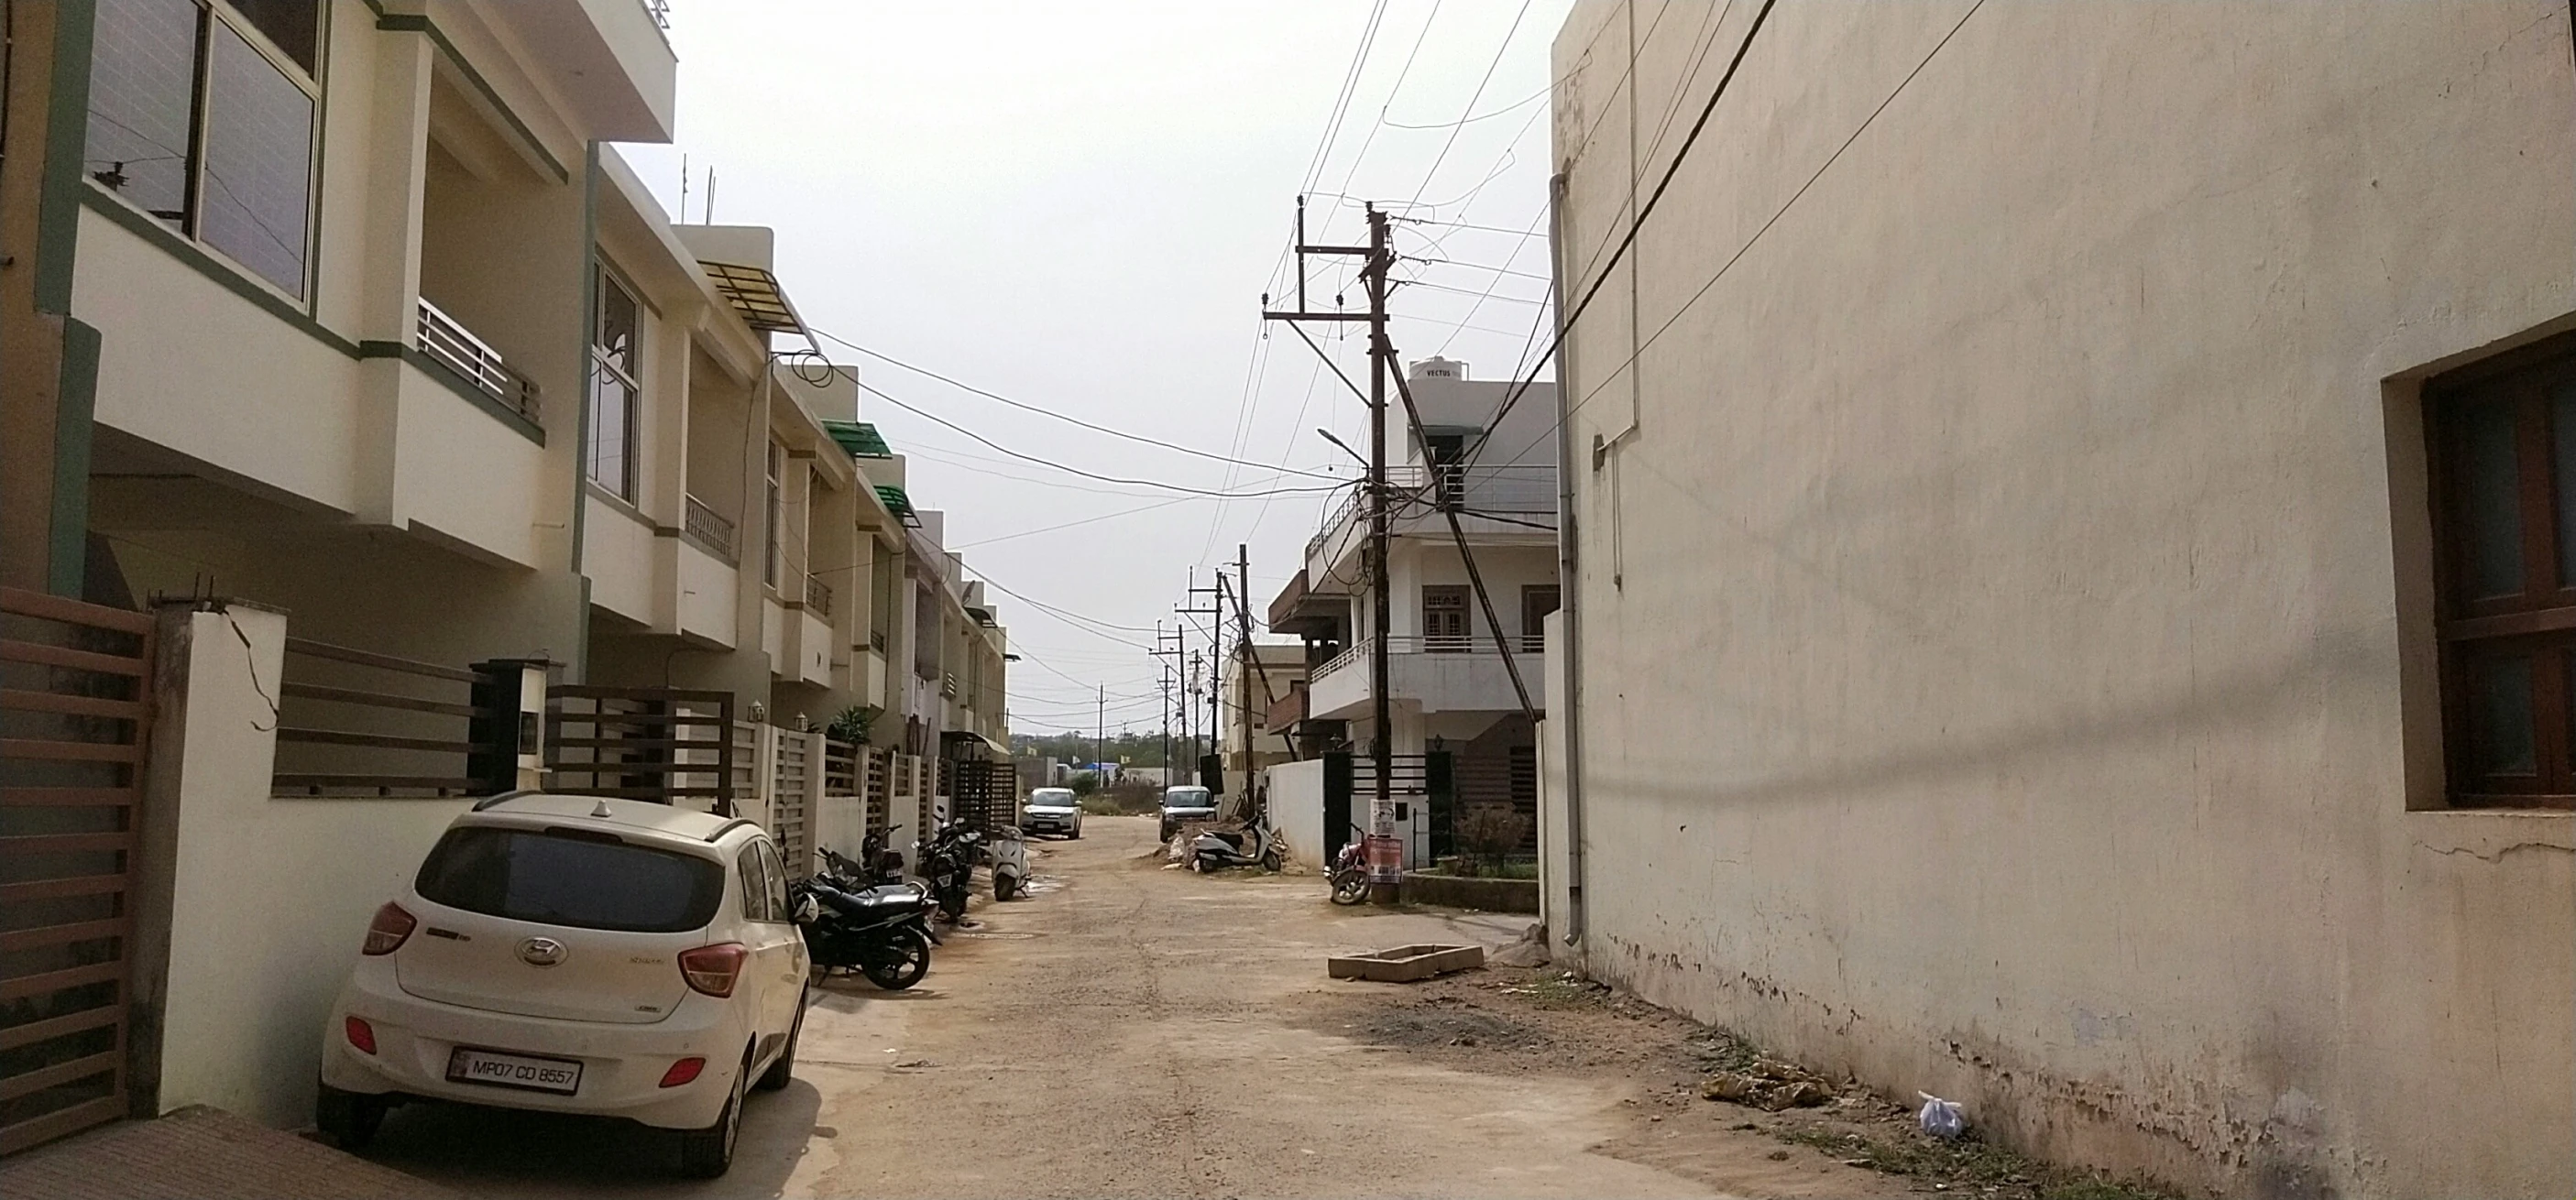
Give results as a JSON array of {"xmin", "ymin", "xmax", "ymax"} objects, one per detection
[{"xmin": 359, "ymin": 816, "xmax": 1913, "ymax": 1198}]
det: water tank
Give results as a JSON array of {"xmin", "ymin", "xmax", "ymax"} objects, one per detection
[{"xmin": 1410, "ymin": 357, "xmax": 1465, "ymax": 382}]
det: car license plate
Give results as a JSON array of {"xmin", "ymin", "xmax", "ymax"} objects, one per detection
[{"xmin": 446, "ymin": 1047, "xmax": 582, "ymax": 1095}]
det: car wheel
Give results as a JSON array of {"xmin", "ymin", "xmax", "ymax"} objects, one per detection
[
  {"xmin": 678, "ymin": 1051, "xmax": 748, "ymax": 1178},
  {"xmin": 756, "ymin": 987, "xmax": 806, "ymax": 1092},
  {"xmin": 314, "ymin": 1080, "xmax": 385, "ymax": 1151}
]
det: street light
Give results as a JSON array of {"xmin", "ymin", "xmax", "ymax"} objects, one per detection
[{"xmin": 1316, "ymin": 428, "xmax": 1365, "ymax": 467}]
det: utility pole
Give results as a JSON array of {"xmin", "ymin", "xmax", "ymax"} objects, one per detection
[
  {"xmin": 1263, "ymin": 197, "xmax": 1397, "ymax": 901},
  {"xmin": 1179, "ymin": 572, "xmax": 1224, "ymax": 790},
  {"xmin": 1153, "ymin": 621, "xmax": 1186, "ymax": 788},
  {"xmin": 1095, "ymin": 683, "xmax": 1104, "ymax": 785},
  {"xmin": 1235, "ymin": 543, "xmax": 1256, "ymax": 820}
]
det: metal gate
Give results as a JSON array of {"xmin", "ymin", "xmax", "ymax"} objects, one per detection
[
  {"xmin": 0, "ymin": 588, "xmax": 155, "ymax": 1154},
  {"xmin": 1321, "ymin": 752, "xmax": 1446, "ymax": 865},
  {"xmin": 948, "ymin": 758, "xmax": 1017, "ymax": 834},
  {"xmin": 545, "ymin": 686, "xmax": 735, "ymax": 813},
  {"xmin": 770, "ymin": 730, "xmax": 810, "ymax": 869}
]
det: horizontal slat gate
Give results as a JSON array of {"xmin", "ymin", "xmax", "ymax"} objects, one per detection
[
  {"xmin": 0, "ymin": 587, "xmax": 154, "ymax": 1155},
  {"xmin": 545, "ymin": 687, "xmax": 736, "ymax": 813}
]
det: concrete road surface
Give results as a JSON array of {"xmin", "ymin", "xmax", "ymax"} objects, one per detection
[{"xmin": 358, "ymin": 815, "xmax": 1902, "ymax": 1198}]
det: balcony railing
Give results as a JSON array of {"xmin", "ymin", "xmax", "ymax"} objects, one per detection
[
  {"xmin": 1304, "ymin": 464, "xmax": 1557, "ymax": 563},
  {"xmin": 804, "ymin": 573, "xmax": 833, "ymax": 617},
  {"xmin": 416, "ymin": 298, "xmax": 539, "ymax": 425},
  {"xmin": 683, "ymin": 494, "xmax": 738, "ymax": 562}
]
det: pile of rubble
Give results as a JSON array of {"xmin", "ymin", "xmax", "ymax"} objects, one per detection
[{"xmin": 1701, "ymin": 1055, "xmax": 1839, "ymax": 1110}]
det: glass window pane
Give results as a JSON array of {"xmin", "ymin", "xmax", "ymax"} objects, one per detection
[
  {"xmin": 2554, "ymin": 383, "xmax": 2576, "ymax": 587},
  {"xmin": 2460, "ymin": 398, "xmax": 2523, "ymax": 599},
  {"xmin": 587, "ymin": 370, "xmax": 633, "ymax": 498},
  {"xmin": 2471, "ymin": 654, "xmax": 2538, "ymax": 777},
  {"xmin": 597, "ymin": 274, "xmax": 639, "ymax": 376},
  {"xmin": 200, "ymin": 20, "xmax": 313, "ymax": 297},
  {"xmin": 226, "ymin": 0, "xmax": 319, "ymax": 74},
  {"xmin": 84, "ymin": 0, "xmax": 201, "ymax": 230}
]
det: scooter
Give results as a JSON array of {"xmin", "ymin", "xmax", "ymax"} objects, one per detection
[
  {"xmin": 792, "ymin": 877, "xmax": 937, "ymax": 990},
  {"xmin": 1190, "ymin": 821, "xmax": 1283, "ymax": 873},
  {"xmin": 987, "ymin": 824, "xmax": 1031, "ymax": 901}
]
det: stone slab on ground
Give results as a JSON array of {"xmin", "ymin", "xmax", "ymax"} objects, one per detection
[{"xmin": 0, "ymin": 1107, "xmax": 459, "ymax": 1200}]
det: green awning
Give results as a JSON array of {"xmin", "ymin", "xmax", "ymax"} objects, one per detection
[
  {"xmin": 822, "ymin": 420, "xmax": 892, "ymax": 458},
  {"xmin": 875, "ymin": 485, "xmax": 920, "ymax": 527}
]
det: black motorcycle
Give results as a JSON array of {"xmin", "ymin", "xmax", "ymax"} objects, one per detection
[
  {"xmin": 918, "ymin": 821, "xmax": 984, "ymax": 924},
  {"xmin": 793, "ymin": 877, "xmax": 938, "ymax": 990}
]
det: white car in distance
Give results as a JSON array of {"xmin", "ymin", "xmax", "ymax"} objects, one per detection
[
  {"xmin": 1022, "ymin": 787, "xmax": 1083, "ymax": 838},
  {"xmin": 319, "ymin": 794, "xmax": 811, "ymax": 1178}
]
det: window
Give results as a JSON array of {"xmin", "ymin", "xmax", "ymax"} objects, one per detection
[
  {"xmin": 414, "ymin": 826, "xmax": 725, "ymax": 933},
  {"xmin": 735, "ymin": 845, "xmax": 771, "ymax": 921},
  {"xmin": 1422, "ymin": 585, "xmax": 1469, "ymax": 651},
  {"xmin": 1521, "ymin": 585, "xmax": 1560, "ymax": 653},
  {"xmin": 755, "ymin": 840, "xmax": 790, "ymax": 921},
  {"xmin": 2428, "ymin": 338, "xmax": 2576, "ymax": 809},
  {"xmin": 587, "ymin": 270, "xmax": 641, "ymax": 499},
  {"xmin": 85, "ymin": 0, "xmax": 320, "ymax": 298}
]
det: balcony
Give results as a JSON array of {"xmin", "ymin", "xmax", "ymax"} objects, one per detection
[
  {"xmin": 417, "ymin": 299, "xmax": 540, "ymax": 426},
  {"xmin": 683, "ymin": 494, "xmax": 738, "ymax": 563},
  {"xmin": 1306, "ymin": 464, "xmax": 1557, "ymax": 572},
  {"xmin": 1266, "ymin": 682, "xmax": 1308, "ymax": 730},
  {"xmin": 804, "ymin": 573, "xmax": 833, "ymax": 618},
  {"xmin": 1305, "ymin": 636, "xmax": 1534, "ymax": 720}
]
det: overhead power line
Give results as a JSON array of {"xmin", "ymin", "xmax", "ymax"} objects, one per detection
[
  {"xmin": 1485, "ymin": 0, "xmax": 1989, "ymax": 468},
  {"xmin": 855, "ymin": 378, "xmax": 1344, "ymax": 501},
  {"xmin": 814, "ymin": 331, "xmax": 1339, "ymax": 481},
  {"xmin": 1463, "ymin": 0, "xmax": 1783, "ymax": 463}
]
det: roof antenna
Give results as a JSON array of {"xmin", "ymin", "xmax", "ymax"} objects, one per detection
[{"xmin": 590, "ymin": 799, "xmax": 615, "ymax": 819}]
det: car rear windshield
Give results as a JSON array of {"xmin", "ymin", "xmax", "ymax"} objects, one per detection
[
  {"xmin": 1029, "ymin": 790, "xmax": 1076, "ymax": 806},
  {"xmin": 414, "ymin": 825, "xmax": 726, "ymax": 933}
]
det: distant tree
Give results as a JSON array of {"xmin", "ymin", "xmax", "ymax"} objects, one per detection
[{"xmin": 1069, "ymin": 770, "xmax": 1102, "ymax": 796}]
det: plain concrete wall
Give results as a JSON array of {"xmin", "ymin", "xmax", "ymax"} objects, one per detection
[
  {"xmin": 1266, "ymin": 758, "xmax": 1327, "ymax": 872},
  {"xmin": 1552, "ymin": 3, "xmax": 2576, "ymax": 1197},
  {"xmin": 134, "ymin": 605, "xmax": 468, "ymax": 1128}
]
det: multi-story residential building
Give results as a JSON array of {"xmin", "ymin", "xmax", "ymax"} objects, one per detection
[
  {"xmin": 0, "ymin": 0, "xmax": 1012, "ymax": 1145},
  {"xmin": 1269, "ymin": 357, "xmax": 1557, "ymax": 865},
  {"xmin": 1541, "ymin": 3, "xmax": 2572, "ymax": 1196}
]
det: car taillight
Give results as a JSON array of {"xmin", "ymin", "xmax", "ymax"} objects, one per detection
[
  {"xmin": 677, "ymin": 944, "xmax": 748, "ymax": 998},
  {"xmin": 345, "ymin": 1016, "xmax": 377, "ymax": 1054},
  {"xmin": 362, "ymin": 902, "xmax": 415, "ymax": 955},
  {"xmin": 659, "ymin": 1057, "xmax": 707, "ymax": 1088}
]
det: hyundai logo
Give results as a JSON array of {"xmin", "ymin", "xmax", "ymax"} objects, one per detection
[{"xmin": 516, "ymin": 937, "xmax": 567, "ymax": 967}]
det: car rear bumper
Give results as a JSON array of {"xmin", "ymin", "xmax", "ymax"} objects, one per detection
[
  {"xmin": 322, "ymin": 959, "xmax": 749, "ymax": 1129},
  {"xmin": 1024, "ymin": 813, "xmax": 1078, "ymax": 832}
]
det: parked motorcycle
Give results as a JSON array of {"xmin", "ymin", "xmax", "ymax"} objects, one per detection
[
  {"xmin": 919, "ymin": 821, "xmax": 983, "ymax": 923},
  {"xmin": 1328, "ymin": 825, "xmax": 1370, "ymax": 905},
  {"xmin": 1190, "ymin": 821, "xmax": 1283, "ymax": 873},
  {"xmin": 792, "ymin": 877, "xmax": 937, "ymax": 990}
]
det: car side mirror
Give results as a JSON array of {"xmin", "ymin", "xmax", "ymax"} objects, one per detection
[{"xmin": 794, "ymin": 894, "xmax": 820, "ymax": 924}]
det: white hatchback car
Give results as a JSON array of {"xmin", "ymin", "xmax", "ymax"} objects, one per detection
[
  {"xmin": 318, "ymin": 794, "xmax": 810, "ymax": 1177},
  {"xmin": 1021, "ymin": 787, "xmax": 1083, "ymax": 838}
]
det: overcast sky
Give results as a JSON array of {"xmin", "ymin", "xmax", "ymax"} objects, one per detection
[{"xmin": 617, "ymin": 1, "xmax": 1571, "ymax": 736}]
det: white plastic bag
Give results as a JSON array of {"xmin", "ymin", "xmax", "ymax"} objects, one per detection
[{"xmin": 1917, "ymin": 1092, "xmax": 1967, "ymax": 1140}]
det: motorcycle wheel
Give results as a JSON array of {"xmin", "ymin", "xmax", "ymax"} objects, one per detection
[
  {"xmin": 860, "ymin": 928, "xmax": 932, "ymax": 991},
  {"xmin": 994, "ymin": 872, "xmax": 1020, "ymax": 901},
  {"xmin": 1330, "ymin": 867, "xmax": 1370, "ymax": 905},
  {"xmin": 1262, "ymin": 845, "xmax": 1284, "ymax": 872}
]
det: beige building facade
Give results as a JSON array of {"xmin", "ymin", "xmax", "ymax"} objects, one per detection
[{"xmin": 1544, "ymin": 3, "xmax": 2575, "ymax": 1197}]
